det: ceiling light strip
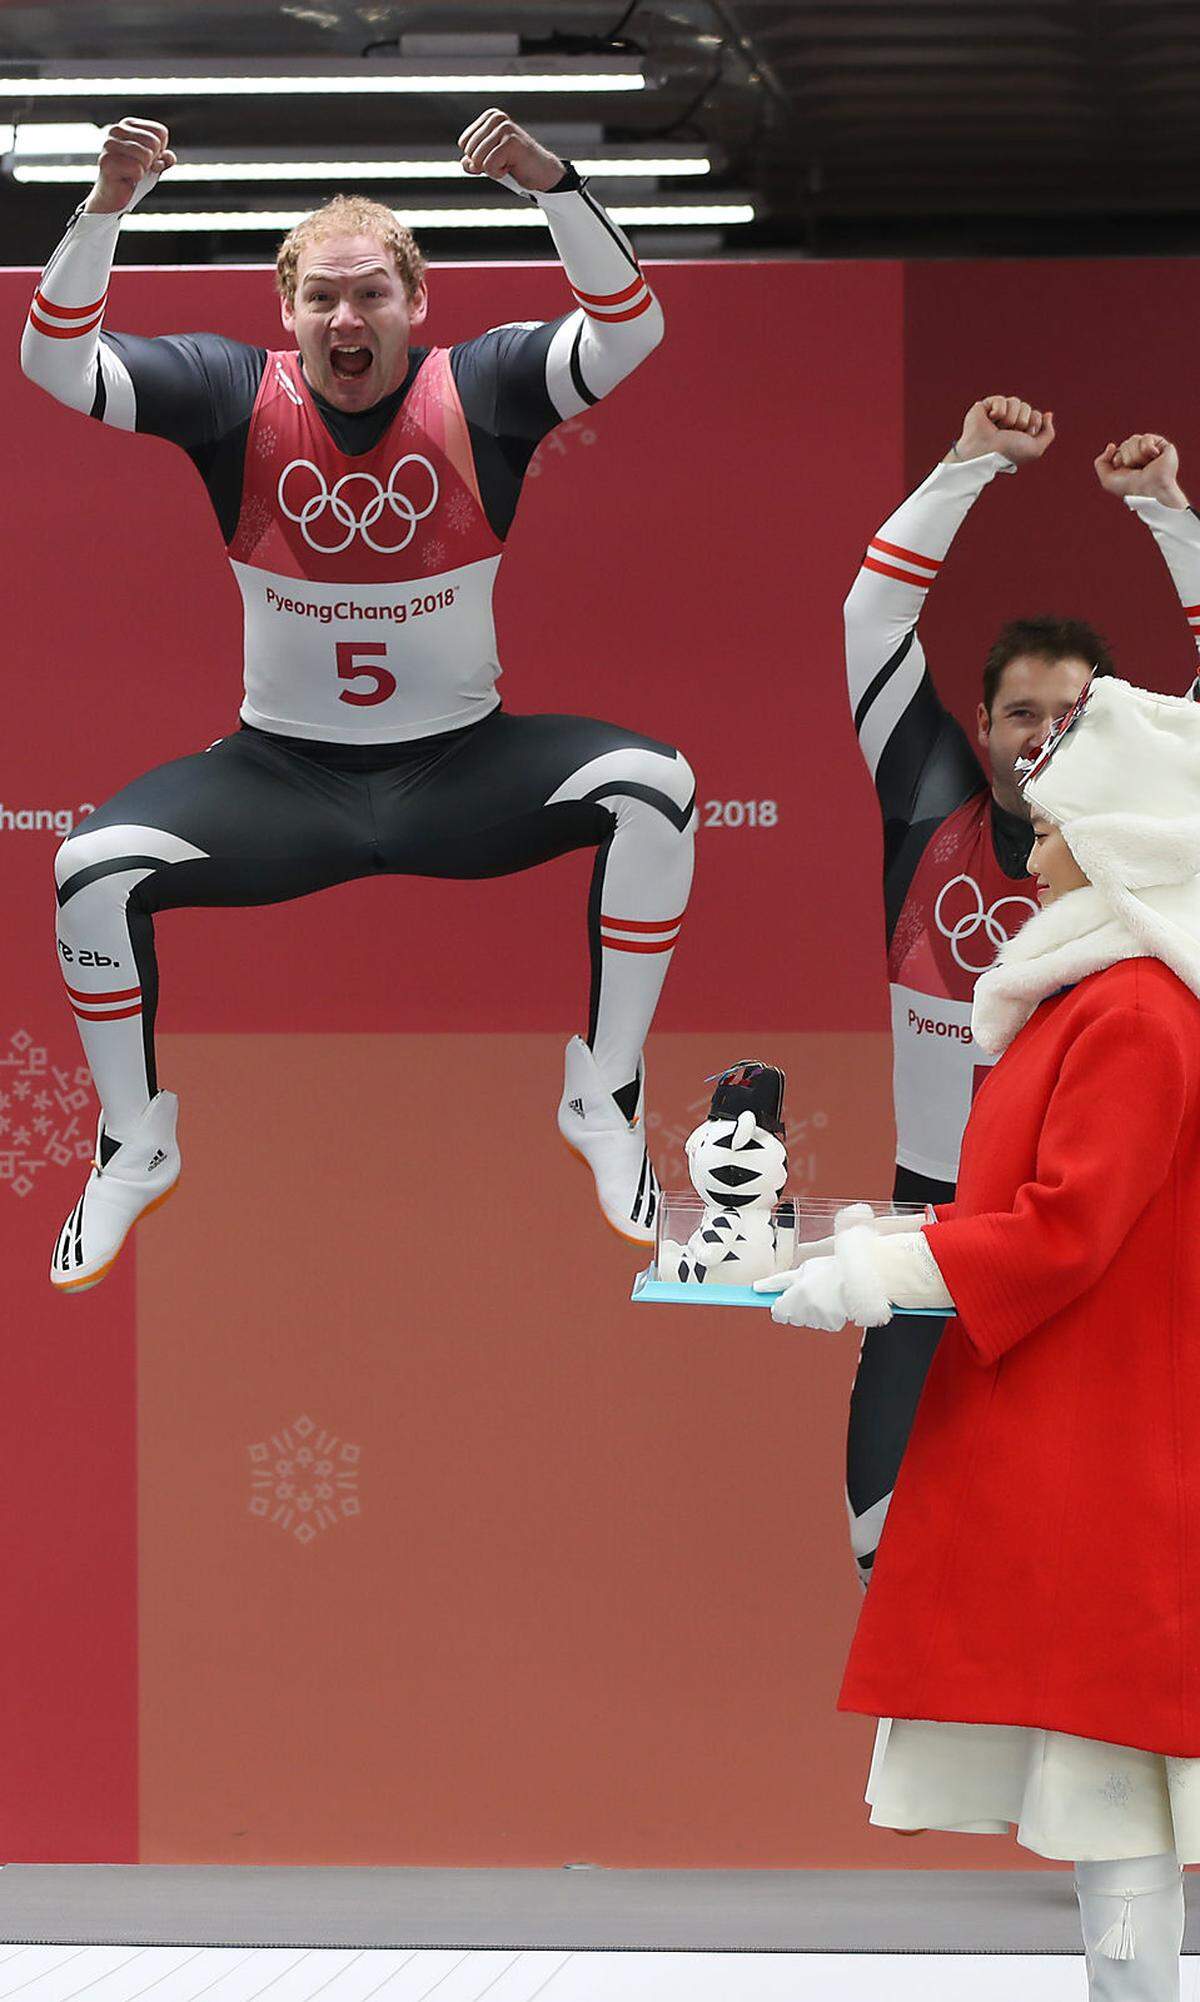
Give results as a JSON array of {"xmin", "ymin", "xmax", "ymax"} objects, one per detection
[
  {"xmin": 12, "ymin": 157, "xmax": 711, "ymax": 183},
  {"xmin": 120, "ymin": 203, "xmax": 755, "ymax": 231},
  {"xmin": 0, "ymin": 72, "xmax": 646, "ymax": 98}
]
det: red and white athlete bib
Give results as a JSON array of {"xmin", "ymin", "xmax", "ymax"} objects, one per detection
[
  {"xmin": 228, "ymin": 349, "xmax": 505, "ymax": 742},
  {"xmin": 888, "ymin": 791, "xmax": 1037, "ymax": 1181}
]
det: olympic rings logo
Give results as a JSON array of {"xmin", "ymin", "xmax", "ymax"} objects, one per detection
[
  {"xmin": 277, "ymin": 454, "xmax": 439, "ymax": 555},
  {"xmin": 933, "ymin": 873, "xmax": 1038, "ymax": 974}
]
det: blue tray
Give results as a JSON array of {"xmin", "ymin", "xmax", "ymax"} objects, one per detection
[{"xmin": 631, "ymin": 1269, "xmax": 930, "ymax": 1314}]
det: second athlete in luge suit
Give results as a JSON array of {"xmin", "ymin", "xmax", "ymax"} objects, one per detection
[
  {"xmin": 22, "ymin": 110, "xmax": 697, "ymax": 1292},
  {"xmin": 841, "ymin": 393, "xmax": 1200, "ymax": 1586}
]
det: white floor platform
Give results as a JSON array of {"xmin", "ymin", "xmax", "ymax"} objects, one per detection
[
  {"xmin": 4, "ymin": 1946, "xmax": 1200, "ymax": 2002},
  {"xmin": 0, "ymin": 1865, "xmax": 1121, "ymax": 1952}
]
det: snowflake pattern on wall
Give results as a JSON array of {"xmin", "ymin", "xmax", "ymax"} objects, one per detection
[
  {"xmin": 0, "ymin": 1029, "xmax": 95, "ymax": 1199},
  {"xmin": 248, "ymin": 1414, "xmax": 362, "ymax": 1547}
]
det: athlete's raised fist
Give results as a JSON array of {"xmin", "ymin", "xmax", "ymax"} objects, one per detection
[
  {"xmin": 1095, "ymin": 433, "xmax": 1188, "ymax": 510},
  {"xmin": 84, "ymin": 117, "xmax": 176, "ymax": 215},
  {"xmin": 457, "ymin": 109, "xmax": 565, "ymax": 194},
  {"xmin": 951, "ymin": 395, "xmax": 1056, "ymax": 468}
]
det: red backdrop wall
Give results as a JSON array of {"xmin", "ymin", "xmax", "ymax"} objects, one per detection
[{"xmin": 0, "ymin": 254, "xmax": 1194, "ymax": 1867}]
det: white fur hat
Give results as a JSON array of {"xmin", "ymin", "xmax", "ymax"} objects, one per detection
[
  {"xmin": 1023, "ymin": 675, "xmax": 1200, "ymax": 886},
  {"xmin": 1017, "ymin": 674, "xmax": 1200, "ymax": 1001}
]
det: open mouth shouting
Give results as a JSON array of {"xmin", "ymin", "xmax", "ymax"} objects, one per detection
[{"xmin": 330, "ymin": 344, "xmax": 373, "ymax": 381}]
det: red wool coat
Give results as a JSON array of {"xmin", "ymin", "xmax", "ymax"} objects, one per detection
[{"xmin": 839, "ymin": 956, "xmax": 1200, "ymax": 1754}]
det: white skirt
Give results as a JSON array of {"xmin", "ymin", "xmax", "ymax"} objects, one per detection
[{"xmin": 867, "ymin": 1718, "xmax": 1200, "ymax": 1863}]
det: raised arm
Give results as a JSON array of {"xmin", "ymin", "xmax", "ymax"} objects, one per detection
[
  {"xmin": 458, "ymin": 108, "xmax": 663, "ymax": 419},
  {"xmin": 20, "ymin": 117, "xmax": 177, "ymax": 428},
  {"xmin": 21, "ymin": 116, "xmax": 265, "ymax": 498},
  {"xmin": 844, "ymin": 396, "xmax": 1054, "ymax": 826},
  {"xmin": 1095, "ymin": 432, "xmax": 1200, "ymax": 688}
]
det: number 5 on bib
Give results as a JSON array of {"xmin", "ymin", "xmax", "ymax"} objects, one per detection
[{"xmin": 336, "ymin": 640, "xmax": 397, "ymax": 707}]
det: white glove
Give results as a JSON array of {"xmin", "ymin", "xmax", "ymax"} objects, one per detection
[
  {"xmin": 755, "ymin": 1206, "xmax": 952, "ymax": 1328},
  {"xmin": 774, "ymin": 1208, "xmax": 927, "ymax": 1270},
  {"xmin": 756, "ymin": 1204, "xmax": 899, "ymax": 1329},
  {"xmin": 760, "ymin": 1255, "xmax": 853, "ymax": 1331}
]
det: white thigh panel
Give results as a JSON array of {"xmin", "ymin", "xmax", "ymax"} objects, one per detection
[
  {"xmin": 544, "ymin": 745, "xmax": 696, "ymax": 817},
  {"xmin": 56, "ymin": 823, "xmax": 209, "ymax": 891}
]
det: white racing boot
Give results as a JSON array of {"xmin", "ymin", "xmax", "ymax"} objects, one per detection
[
  {"xmin": 557, "ymin": 1035, "xmax": 659, "ymax": 1246},
  {"xmin": 50, "ymin": 1090, "xmax": 181, "ymax": 1294}
]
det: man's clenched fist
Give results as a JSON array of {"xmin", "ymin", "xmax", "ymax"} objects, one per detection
[
  {"xmin": 457, "ymin": 109, "xmax": 565, "ymax": 194},
  {"xmin": 84, "ymin": 117, "xmax": 175, "ymax": 215},
  {"xmin": 1095, "ymin": 433, "xmax": 1188, "ymax": 511},
  {"xmin": 950, "ymin": 394, "xmax": 1056, "ymax": 468}
]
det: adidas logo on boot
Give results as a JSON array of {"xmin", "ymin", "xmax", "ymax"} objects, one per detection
[{"xmin": 556, "ymin": 1036, "xmax": 660, "ymax": 1246}]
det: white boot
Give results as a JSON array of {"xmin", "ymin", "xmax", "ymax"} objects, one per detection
[
  {"xmin": 50, "ymin": 1091, "xmax": 181, "ymax": 1293},
  {"xmin": 557, "ymin": 1035, "xmax": 659, "ymax": 1246},
  {"xmin": 1075, "ymin": 1853, "xmax": 1184, "ymax": 2001}
]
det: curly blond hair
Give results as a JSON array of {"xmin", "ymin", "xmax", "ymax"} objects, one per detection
[{"xmin": 275, "ymin": 195, "xmax": 427, "ymax": 307}]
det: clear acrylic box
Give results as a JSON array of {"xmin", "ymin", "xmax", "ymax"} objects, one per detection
[{"xmin": 631, "ymin": 1195, "xmax": 931, "ymax": 1311}]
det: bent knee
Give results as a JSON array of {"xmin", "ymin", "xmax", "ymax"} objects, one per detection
[
  {"xmin": 55, "ymin": 822, "xmax": 117, "ymax": 895},
  {"xmin": 618, "ymin": 741, "xmax": 697, "ymax": 819},
  {"xmin": 54, "ymin": 822, "xmax": 205, "ymax": 900}
]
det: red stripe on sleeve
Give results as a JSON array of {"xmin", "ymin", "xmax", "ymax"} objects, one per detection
[
  {"xmin": 34, "ymin": 287, "xmax": 107, "ymax": 320},
  {"xmin": 862, "ymin": 555, "xmax": 932, "ymax": 589},
  {"xmin": 570, "ymin": 274, "xmax": 646, "ymax": 308},
  {"xmin": 576, "ymin": 291, "xmax": 654, "ymax": 325},
  {"xmin": 870, "ymin": 534, "xmax": 940, "ymax": 571},
  {"xmin": 1183, "ymin": 604, "xmax": 1200, "ymax": 617},
  {"xmin": 28, "ymin": 306, "xmax": 106, "ymax": 340}
]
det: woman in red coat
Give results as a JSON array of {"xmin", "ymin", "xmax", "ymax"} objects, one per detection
[{"xmin": 761, "ymin": 674, "xmax": 1200, "ymax": 1999}]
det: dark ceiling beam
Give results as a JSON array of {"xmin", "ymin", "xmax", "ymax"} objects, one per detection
[{"xmin": 702, "ymin": 0, "xmax": 793, "ymax": 114}]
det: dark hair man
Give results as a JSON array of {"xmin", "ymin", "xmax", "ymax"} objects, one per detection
[{"xmin": 843, "ymin": 394, "xmax": 1200, "ymax": 1585}]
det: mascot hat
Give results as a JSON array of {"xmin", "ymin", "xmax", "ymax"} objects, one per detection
[{"xmin": 972, "ymin": 674, "xmax": 1200, "ymax": 1054}]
